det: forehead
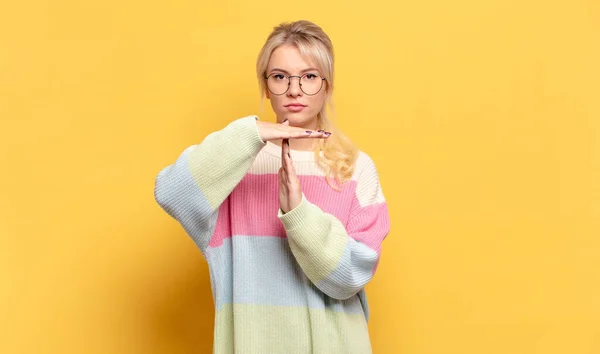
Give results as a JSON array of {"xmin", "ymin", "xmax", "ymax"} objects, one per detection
[{"xmin": 267, "ymin": 44, "xmax": 318, "ymax": 72}]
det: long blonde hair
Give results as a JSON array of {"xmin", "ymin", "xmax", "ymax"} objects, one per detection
[{"xmin": 256, "ymin": 20, "xmax": 359, "ymax": 190}]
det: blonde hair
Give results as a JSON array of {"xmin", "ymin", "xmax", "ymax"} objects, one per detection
[{"xmin": 256, "ymin": 20, "xmax": 359, "ymax": 190}]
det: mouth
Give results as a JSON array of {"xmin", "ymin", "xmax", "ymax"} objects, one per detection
[{"xmin": 285, "ymin": 103, "xmax": 307, "ymax": 112}]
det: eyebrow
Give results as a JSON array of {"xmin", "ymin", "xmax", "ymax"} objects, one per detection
[{"xmin": 268, "ymin": 67, "xmax": 320, "ymax": 75}]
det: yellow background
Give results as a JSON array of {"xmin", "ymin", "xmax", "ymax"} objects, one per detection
[{"xmin": 1, "ymin": 0, "xmax": 599, "ymax": 353}]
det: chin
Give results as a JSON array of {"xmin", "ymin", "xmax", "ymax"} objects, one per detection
[{"xmin": 279, "ymin": 112, "xmax": 316, "ymax": 126}]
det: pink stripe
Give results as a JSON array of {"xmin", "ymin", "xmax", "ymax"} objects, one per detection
[
  {"xmin": 209, "ymin": 173, "xmax": 358, "ymax": 247},
  {"xmin": 210, "ymin": 197, "xmax": 231, "ymax": 248},
  {"xmin": 346, "ymin": 202, "xmax": 390, "ymax": 255}
]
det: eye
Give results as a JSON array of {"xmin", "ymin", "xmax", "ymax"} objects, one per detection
[
  {"xmin": 272, "ymin": 74, "xmax": 286, "ymax": 81},
  {"xmin": 304, "ymin": 73, "xmax": 319, "ymax": 80}
]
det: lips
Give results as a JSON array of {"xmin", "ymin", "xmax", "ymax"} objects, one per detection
[{"xmin": 285, "ymin": 103, "xmax": 306, "ymax": 112}]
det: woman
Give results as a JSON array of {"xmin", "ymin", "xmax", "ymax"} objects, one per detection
[{"xmin": 154, "ymin": 20, "xmax": 390, "ymax": 353}]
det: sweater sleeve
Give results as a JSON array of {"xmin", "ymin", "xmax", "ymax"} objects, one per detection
[
  {"xmin": 154, "ymin": 115, "xmax": 266, "ymax": 255},
  {"xmin": 278, "ymin": 156, "xmax": 391, "ymax": 300}
]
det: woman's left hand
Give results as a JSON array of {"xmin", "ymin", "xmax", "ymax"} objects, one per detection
[{"xmin": 278, "ymin": 121, "xmax": 303, "ymax": 214}]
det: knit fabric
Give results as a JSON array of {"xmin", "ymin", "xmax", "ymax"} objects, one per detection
[{"xmin": 154, "ymin": 115, "xmax": 391, "ymax": 354}]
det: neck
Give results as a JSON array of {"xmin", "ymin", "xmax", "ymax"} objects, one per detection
[{"xmin": 289, "ymin": 138, "xmax": 319, "ymax": 151}]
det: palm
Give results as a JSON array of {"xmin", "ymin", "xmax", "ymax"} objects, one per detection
[{"xmin": 278, "ymin": 121, "xmax": 303, "ymax": 214}]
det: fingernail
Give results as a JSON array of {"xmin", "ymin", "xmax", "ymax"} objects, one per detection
[
  {"xmin": 286, "ymin": 140, "xmax": 290, "ymax": 147},
  {"xmin": 324, "ymin": 132, "xmax": 332, "ymax": 137},
  {"xmin": 283, "ymin": 118, "xmax": 288, "ymax": 123},
  {"xmin": 288, "ymin": 152, "xmax": 291, "ymax": 158},
  {"xmin": 318, "ymin": 130, "xmax": 324, "ymax": 133},
  {"xmin": 306, "ymin": 131, "xmax": 312, "ymax": 134}
]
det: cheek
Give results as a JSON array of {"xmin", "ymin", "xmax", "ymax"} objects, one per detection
[
  {"xmin": 309, "ymin": 93, "xmax": 327, "ymax": 111},
  {"xmin": 269, "ymin": 96, "xmax": 289, "ymax": 117},
  {"xmin": 268, "ymin": 95, "xmax": 283, "ymax": 110}
]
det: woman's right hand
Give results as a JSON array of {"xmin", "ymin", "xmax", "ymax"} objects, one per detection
[{"xmin": 256, "ymin": 119, "xmax": 331, "ymax": 142}]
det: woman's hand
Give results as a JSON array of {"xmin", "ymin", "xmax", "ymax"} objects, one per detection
[
  {"xmin": 278, "ymin": 121, "xmax": 304, "ymax": 214},
  {"xmin": 256, "ymin": 119, "xmax": 329, "ymax": 142}
]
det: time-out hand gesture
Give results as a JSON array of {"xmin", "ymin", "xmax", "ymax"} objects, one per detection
[{"xmin": 277, "ymin": 120, "xmax": 331, "ymax": 213}]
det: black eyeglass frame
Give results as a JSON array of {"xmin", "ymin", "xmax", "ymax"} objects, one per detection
[{"xmin": 263, "ymin": 73, "xmax": 327, "ymax": 96}]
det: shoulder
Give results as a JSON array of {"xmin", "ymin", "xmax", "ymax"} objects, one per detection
[
  {"xmin": 351, "ymin": 150, "xmax": 386, "ymax": 205},
  {"xmin": 352, "ymin": 150, "xmax": 381, "ymax": 181}
]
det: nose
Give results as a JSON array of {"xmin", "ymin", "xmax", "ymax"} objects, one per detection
[{"xmin": 287, "ymin": 76, "xmax": 303, "ymax": 97}]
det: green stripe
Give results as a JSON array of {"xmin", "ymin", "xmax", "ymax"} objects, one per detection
[
  {"xmin": 187, "ymin": 116, "xmax": 265, "ymax": 210},
  {"xmin": 213, "ymin": 303, "xmax": 371, "ymax": 354},
  {"xmin": 280, "ymin": 197, "xmax": 348, "ymax": 283}
]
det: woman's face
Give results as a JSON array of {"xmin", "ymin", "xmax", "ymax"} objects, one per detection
[{"xmin": 265, "ymin": 44, "xmax": 328, "ymax": 129}]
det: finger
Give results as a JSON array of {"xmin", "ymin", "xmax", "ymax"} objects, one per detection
[
  {"xmin": 281, "ymin": 138, "xmax": 290, "ymax": 173},
  {"xmin": 285, "ymin": 152, "xmax": 299, "ymax": 186},
  {"xmin": 279, "ymin": 167, "xmax": 289, "ymax": 197},
  {"xmin": 284, "ymin": 144, "xmax": 295, "ymax": 179},
  {"xmin": 317, "ymin": 129, "xmax": 332, "ymax": 139},
  {"xmin": 289, "ymin": 128, "xmax": 330, "ymax": 139},
  {"xmin": 272, "ymin": 119, "xmax": 330, "ymax": 140},
  {"xmin": 279, "ymin": 163, "xmax": 289, "ymax": 185},
  {"xmin": 284, "ymin": 138, "xmax": 291, "ymax": 158}
]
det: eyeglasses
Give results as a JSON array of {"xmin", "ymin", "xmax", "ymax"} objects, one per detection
[{"xmin": 264, "ymin": 73, "xmax": 326, "ymax": 96}]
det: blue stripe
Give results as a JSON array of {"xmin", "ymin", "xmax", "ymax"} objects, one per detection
[
  {"xmin": 154, "ymin": 146, "xmax": 218, "ymax": 254},
  {"xmin": 316, "ymin": 239, "xmax": 378, "ymax": 300},
  {"xmin": 206, "ymin": 236, "xmax": 368, "ymax": 316}
]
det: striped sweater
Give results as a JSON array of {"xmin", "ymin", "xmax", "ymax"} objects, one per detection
[{"xmin": 154, "ymin": 115, "xmax": 391, "ymax": 354}]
